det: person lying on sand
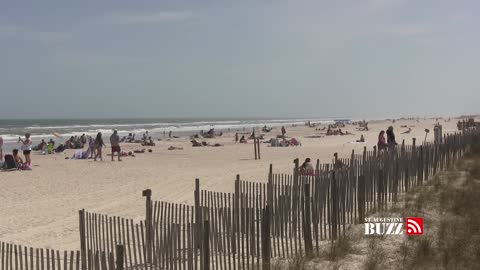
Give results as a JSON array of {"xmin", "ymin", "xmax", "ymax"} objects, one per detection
[
  {"xmin": 191, "ymin": 140, "xmax": 203, "ymax": 147},
  {"xmin": 168, "ymin": 146, "xmax": 183, "ymax": 150},
  {"xmin": 401, "ymin": 128, "xmax": 412, "ymax": 134},
  {"xmin": 134, "ymin": 149, "xmax": 146, "ymax": 154},
  {"xmin": 304, "ymin": 135, "xmax": 324, "ymax": 138},
  {"xmin": 239, "ymin": 136, "xmax": 247, "ymax": 143},
  {"xmin": 112, "ymin": 151, "xmax": 135, "ymax": 157},
  {"xmin": 210, "ymin": 143, "xmax": 223, "ymax": 147},
  {"xmin": 71, "ymin": 148, "xmax": 91, "ymax": 159}
]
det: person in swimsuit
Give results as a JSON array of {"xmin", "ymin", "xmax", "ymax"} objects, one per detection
[
  {"xmin": 94, "ymin": 132, "xmax": 106, "ymax": 161},
  {"xmin": 19, "ymin": 133, "xmax": 32, "ymax": 165},
  {"xmin": 110, "ymin": 130, "xmax": 122, "ymax": 161}
]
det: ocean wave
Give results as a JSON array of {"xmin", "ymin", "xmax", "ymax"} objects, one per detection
[{"xmin": 1, "ymin": 118, "xmax": 335, "ymax": 142}]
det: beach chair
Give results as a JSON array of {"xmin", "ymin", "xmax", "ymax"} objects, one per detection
[{"xmin": 2, "ymin": 154, "xmax": 17, "ymax": 171}]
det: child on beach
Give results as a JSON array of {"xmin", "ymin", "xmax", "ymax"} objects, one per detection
[
  {"xmin": 94, "ymin": 132, "xmax": 106, "ymax": 161},
  {"xmin": 378, "ymin": 130, "xmax": 387, "ymax": 150},
  {"xmin": 19, "ymin": 133, "xmax": 32, "ymax": 165}
]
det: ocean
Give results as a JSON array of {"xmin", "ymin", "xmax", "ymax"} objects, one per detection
[{"xmin": 0, "ymin": 118, "xmax": 334, "ymax": 152}]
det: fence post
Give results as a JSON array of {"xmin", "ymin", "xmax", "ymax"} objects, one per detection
[
  {"xmin": 195, "ymin": 178, "xmax": 201, "ymax": 250},
  {"xmin": 293, "ymin": 158, "xmax": 299, "ymax": 178},
  {"xmin": 358, "ymin": 175, "xmax": 365, "ymax": 223},
  {"xmin": 203, "ymin": 220, "xmax": 210, "ymax": 270},
  {"xmin": 233, "ymin": 175, "xmax": 240, "ymax": 253},
  {"xmin": 115, "ymin": 245, "xmax": 124, "ymax": 270},
  {"xmin": 261, "ymin": 206, "xmax": 271, "ymax": 270},
  {"xmin": 79, "ymin": 209, "xmax": 87, "ymax": 270},
  {"xmin": 254, "ymin": 136, "xmax": 258, "ymax": 160},
  {"xmin": 257, "ymin": 139, "xmax": 261, "ymax": 160},
  {"xmin": 331, "ymin": 170, "xmax": 338, "ymax": 241},
  {"xmin": 268, "ymin": 164, "xmax": 273, "ymax": 181},
  {"xmin": 303, "ymin": 183, "xmax": 313, "ymax": 258},
  {"xmin": 142, "ymin": 189, "xmax": 153, "ymax": 266}
]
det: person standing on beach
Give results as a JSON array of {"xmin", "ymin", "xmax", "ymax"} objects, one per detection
[
  {"xmin": 386, "ymin": 126, "xmax": 397, "ymax": 147},
  {"xmin": 300, "ymin": 158, "xmax": 315, "ymax": 175},
  {"xmin": 377, "ymin": 130, "xmax": 387, "ymax": 151},
  {"xmin": 94, "ymin": 132, "xmax": 106, "ymax": 161},
  {"xmin": 110, "ymin": 130, "xmax": 122, "ymax": 162},
  {"xmin": 19, "ymin": 133, "xmax": 32, "ymax": 166},
  {"xmin": 169, "ymin": 131, "xmax": 172, "ymax": 138},
  {"xmin": 235, "ymin": 133, "xmax": 239, "ymax": 143},
  {"xmin": 281, "ymin": 126, "xmax": 286, "ymax": 138},
  {"xmin": 88, "ymin": 136, "xmax": 95, "ymax": 159}
]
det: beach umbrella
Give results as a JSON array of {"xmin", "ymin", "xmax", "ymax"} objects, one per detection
[{"xmin": 424, "ymin": 129, "xmax": 430, "ymax": 143}]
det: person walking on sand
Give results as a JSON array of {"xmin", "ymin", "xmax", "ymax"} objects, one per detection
[
  {"xmin": 110, "ymin": 130, "xmax": 122, "ymax": 161},
  {"xmin": 386, "ymin": 126, "xmax": 397, "ymax": 147},
  {"xmin": 94, "ymin": 132, "xmax": 106, "ymax": 161},
  {"xmin": 19, "ymin": 133, "xmax": 32, "ymax": 165}
]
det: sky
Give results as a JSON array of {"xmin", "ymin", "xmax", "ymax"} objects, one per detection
[{"xmin": 0, "ymin": 0, "xmax": 478, "ymax": 119}]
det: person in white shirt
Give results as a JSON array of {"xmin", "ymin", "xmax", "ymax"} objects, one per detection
[{"xmin": 19, "ymin": 133, "xmax": 32, "ymax": 165}]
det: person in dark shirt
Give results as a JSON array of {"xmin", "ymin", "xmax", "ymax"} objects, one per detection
[{"xmin": 386, "ymin": 126, "xmax": 397, "ymax": 147}]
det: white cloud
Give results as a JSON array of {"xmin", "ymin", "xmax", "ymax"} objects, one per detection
[{"xmin": 100, "ymin": 11, "xmax": 194, "ymax": 25}]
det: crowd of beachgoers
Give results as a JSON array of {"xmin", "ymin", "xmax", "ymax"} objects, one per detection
[{"xmin": 0, "ymin": 118, "xmax": 419, "ymax": 173}]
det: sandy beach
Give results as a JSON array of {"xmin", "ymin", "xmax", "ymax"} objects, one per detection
[{"xmin": 0, "ymin": 118, "xmax": 459, "ymax": 250}]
